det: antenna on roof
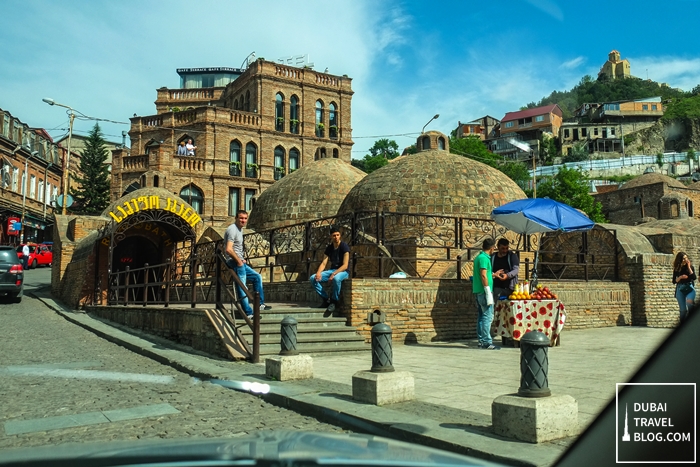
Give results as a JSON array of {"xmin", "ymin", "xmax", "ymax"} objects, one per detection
[{"xmin": 241, "ymin": 51, "xmax": 256, "ymax": 69}]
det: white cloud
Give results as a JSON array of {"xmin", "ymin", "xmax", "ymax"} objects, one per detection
[
  {"xmin": 631, "ymin": 56, "xmax": 700, "ymax": 91},
  {"xmin": 561, "ymin": 56, "xmax": 586, "ymax": 69},
  {"xmin": 525, "ymin": 0, "xmax": 564, "ymax": 21}
]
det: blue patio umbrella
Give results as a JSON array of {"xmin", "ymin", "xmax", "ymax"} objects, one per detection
[
  {"xmin": 491, "ymin": 198, "xmax": 595, "ymax": 286},
  {"xmin": 490, "ymin": 198, "xmax": 594, "ymax": 235}
]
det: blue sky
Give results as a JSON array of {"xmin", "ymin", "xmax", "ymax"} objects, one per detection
[{"xmin": 1, "ymin": 0, "xmax": 699, "ymax": 157}]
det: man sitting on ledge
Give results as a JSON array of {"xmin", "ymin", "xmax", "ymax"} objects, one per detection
[{"xmin": 310, "ymin": 227, "xmax": 350, "ymax": 317}]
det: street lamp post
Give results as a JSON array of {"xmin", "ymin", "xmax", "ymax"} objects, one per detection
[
  {"xmin": 42, "ymin": 98, "xmax": 75, "ymax": 215},
  {"xmin": 421, "ymin": 114, "xmax": 440, "ymax": 134}
]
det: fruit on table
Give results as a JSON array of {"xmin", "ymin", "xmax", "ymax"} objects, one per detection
[{"xmin": 531, "ymin": 285, "xmax": 558, "ymax": 300}]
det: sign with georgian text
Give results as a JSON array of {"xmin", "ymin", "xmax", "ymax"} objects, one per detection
[{"xmin": 107, "ymin": 195, "xmax": 202, "ymax": 228}]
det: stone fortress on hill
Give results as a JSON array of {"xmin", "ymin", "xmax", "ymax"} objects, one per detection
[{"xmin": 48, "ymin": 55, "xmax": 695, "ymax": 359}]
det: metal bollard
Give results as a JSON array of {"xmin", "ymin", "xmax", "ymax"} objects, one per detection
[
  {"xmin": 280, "ymin": 316, "xmax": 298, "ymax": 356},
  {"xmin": 370, "ymin": 323, "xmax": 394, "ymax": 373},
  {"xmin": 518, "ymin": 330, "xmax": 551, "ymax": 398}
]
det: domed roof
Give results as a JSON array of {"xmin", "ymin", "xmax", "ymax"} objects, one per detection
[
  {"xmin": 337, "ymin": 148, "xmax": 526, "ymax": 218},
  {"xmin": 248, "ymin": 158, "xmax": 366, "ymax": 231},
  {"xmin": 621, "ymin": 173, "xmax": 685, "ymax": 190}
]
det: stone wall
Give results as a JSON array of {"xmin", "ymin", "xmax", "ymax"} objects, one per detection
[
  {"xmin": 623, "ymin": 253, "xmax": 679, "ymax": 327},
  {"xmin": 87, "ymin": 306, "xmax": 228, "ymax": 358}
]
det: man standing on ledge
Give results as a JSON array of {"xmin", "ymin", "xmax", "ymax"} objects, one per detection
[
  {"xmin": 473, "ymin": 238, "xmax": 500, "ymax": 350},
  {"xmin": 223, "ymin": 210, "xmax": 271, "ymax": 316},
  {"xmin": 311, "ymin": 227, "xmax": 350, "ymax": 317}
]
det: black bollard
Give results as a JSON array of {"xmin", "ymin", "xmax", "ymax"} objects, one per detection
[
  {"xmin": 280, "ymin": 316, "xmax": 298, "ymax": 356},
  {"xmin": 370, "ymin": 323, "xmax": 394, "ymax": 372},
  {"xmin": 518, "ymin": 330, "xmax": 551, "ymax": 397}
]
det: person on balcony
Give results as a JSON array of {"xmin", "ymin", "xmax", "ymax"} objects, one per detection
[
  {"xmin": 177, "ymin": 141, "xmax": 187, "ymax": 156},
  {"xmin": 310, "ymin": 227, "xmax": 350, "ymax": 317},
  {"xmin": 185, "ymin": 139, "xmax": 197, "ymax": 156},
  {"xmin": 223, "ymin": 210, "xmax": 271, "ymax": 317}
]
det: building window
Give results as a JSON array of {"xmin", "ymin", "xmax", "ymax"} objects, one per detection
[
  {"xmin": 229, "ymin": 140, "xmax": 241, "ymax": 176},
  {"xmin": 245, "ymin": 91, "xmax": 251, "ymax": 112},
  {"xmin": 332, "ymin": 148, "xmax": 339, "ymax": 158},
  {"xmin": 12, "ymin": 167, "xmax": 18, "ymax": 192},
  {"xmin": 233, "ymin": 98, "xmax": 239, "ymax": 110},
  {"xmin": 422, "ymin": 136, "xmax": 430, "ymax": 150},
  {"xmin": 670, "ymin": 200, "xmax": 679, "ymax": 218},
  {"xmin": 329, "ymin": 102, "xmax": 338, "ymax": 138},
  {"xmin": 535, "ymin": 115, "xmax": 544, "ymax": 122},
  {"xmin": 180, "ymin": 184, "xmax": 203, "ymax": 214},
  {"xmin": 2, "ymin": 114, "xmax": 8, "ymax": 137},
  {"xmin": 38, "ymin": 179, "xmax": 44, "ymax": 202},
  {"xmin": 289, "ymin": 148, "xmax": 299, "ymax": 172},
  {"xmin": 275, "ymin": 93, "xmax": 284, "ymax": 132},
  {"xmin": 505, "ymin": 121, "xmax": 514, "ymax": 128},
  {"xmin": 642, "ymin": 104, "xmax": 649, "ymax": 110},
  {"xmin": 245, "ymin": 189, "xmax": 255, "ymax": 211},
  {"xmin": 438, "ymin": 137, "xmax": 445, "ymax": 150},
  {"xmin": 652, "ymin": 104, "xmax": 658, "ymax": 111},
  {"xmin": 228, "ymin": 188, "xmax": 240, "ymax": 217},
  {"xmin": 13, "ymin": 121, "xmax": 21, "ymax": 143},
  {"xmin": 689, "ymin": 200, "xmax": 694, "ymax": 218},
  {"xmin": 245, "ymin": 143, "xmax": 257, "ymax": 178},
  {"xmin": 594, "ymin": 128, "xmax": 599, "ymax": 136},
  {"xmin": 564, "ymin": 129, "xmax": 570, "ymax": 138},
  {"xmin": 315, "ymin": 100, "xmax": 324, "ymax": 137},
  {"xmin": 582, "ymin": 128, "xmax": 587, "ymax": 137},
  {"xmin": 274, "ymin": 146, "xmax": 285, "ymax": 180},
  {"xmin": 29, "ymin": 175, "xmax": 36, "ymax": 199},
  {"xmin": 290, "ymin": 95, "xmax": 299, "ymax": 134},
  {"xmin": 611, "ymin": 127, "xmax": 616, "ymax": 136},
  {"xmin": 52, "ymin": 185, "xmax": 58, "ymax": 204}
]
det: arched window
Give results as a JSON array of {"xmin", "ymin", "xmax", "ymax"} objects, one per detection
[
  {"xmin": 422, "ymin": 136, "xmax": 430, "ymax": 150},
  {"xmin": 657, "ymin": 201, "xmax": 662, "ymax": 219},
  {"xmin": 289, "ymin": 148, "xmax": 300, "ymax": 172},
  {"xmin": 438, "ymin": 137, "xmax": 445, "ymax": 150},
  {"xmin": 333, "ymin": 148, "xmax": 339, "ymax": 158},
  {"xmin": 290, "ymin": 95, "xmax": 299, "ymax": 134},
  {"xmin": 275, "ymin": 93, "xmax": 284, "ymax": 132},
  {"xmin": 234, "ymin": 98, "xmax": 239, "ymax": 110},
  {"xmin": 274, "ymin": 146, "xmax": 286, "ymax": 180},
  {"xmin": 245, "ymin": 142, "xmax": 257, "ymax": 178},
  {"xmin": 229, "ymin": 140, "xmax": 241, "ymax": 176},
  {"xmin": 153, "ymin": 175, "xmax": 159, "ymax": 188},
  {"xmin": 122, "ymin": 181, "xmax": 140, "ymax": 197},
  {"xmin": 245, "ymin": 91, "xmax": 251, "ymax": 112},
  {"xmin": 671, "ymin": 200, "xmax": 679, "ymax": 218},
  {"xmin": 329, "ymin": 102, "xmax": 338, "ymax": 138},
  {"xmin": 315, "ymin": 100, "xmax": 324, "ymax": 137},
  {"xmin": 180, "ymin": 184, "xmax": 203, "ymax": 214},
  {"xmin": 689, "ymin": 200, "xmax": 694, "ymax": 218}
]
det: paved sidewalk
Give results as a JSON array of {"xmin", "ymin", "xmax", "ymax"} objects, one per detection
[{"xmin": 32, "ymin": 289, "xmax": 671, "ymax": 467}]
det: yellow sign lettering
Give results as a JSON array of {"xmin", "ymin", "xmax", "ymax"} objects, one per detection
[
  {"xmin": 109, "ymin": 211, "xmax": 123, "ymax": 223},
  {"xmin": 117, "ymin": 205, "xmax": 128, "ymax": 219},
  {"xmin": 150, "ymin": 196, "xmax": 159, "ymax": 210},
  {"xmin": 123, "ymin": 201, "xmax": 134, "ymax": 216},
  {"xmin": 131, "ymin": 199, "xmax": 141, "ymax": 212}
]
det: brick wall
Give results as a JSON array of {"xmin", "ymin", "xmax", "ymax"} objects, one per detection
[
  {"xmin": 623, "ymin": 253, "xmax": 679, "ymax": 327},
  {"xmin": 87, "ymin": 306, "xmax": 228, "ymax": 358}
]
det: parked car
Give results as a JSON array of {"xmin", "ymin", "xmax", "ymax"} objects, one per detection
[
  {"xmin": 0, "ymin": 245, "xmax": 24, "ymax": 302},
  {"xmin": 16, "ymin": 243, "xmax": 52, "ymax": 269}
]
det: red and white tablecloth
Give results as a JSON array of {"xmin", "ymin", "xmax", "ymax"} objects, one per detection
[{"xmin": 494, "ymin": 299, "xmax": 566, "ymax": 346}]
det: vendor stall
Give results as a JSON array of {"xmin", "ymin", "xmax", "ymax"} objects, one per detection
[{"xmin": 495, "ymin": 298, "xmax": 566, "ymax": 347}]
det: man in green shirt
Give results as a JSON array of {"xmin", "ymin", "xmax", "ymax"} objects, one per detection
[{"xmin": 473, "ymin": 238, "xmax": 500, "ymax": 350}]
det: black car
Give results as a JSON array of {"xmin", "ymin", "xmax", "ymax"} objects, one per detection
[{"xmin": 0, "ymin": 245, "xmax": 24, "ymax": 302}]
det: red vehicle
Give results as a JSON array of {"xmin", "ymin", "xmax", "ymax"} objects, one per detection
[{"xmin": 16, "ymin": 243, "xmax": 52, "ymax": 269}]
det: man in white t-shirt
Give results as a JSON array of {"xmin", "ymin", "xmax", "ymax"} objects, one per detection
[{"xmin": 223, "ymin": 210, "xmax": 271, "ymax": 316}]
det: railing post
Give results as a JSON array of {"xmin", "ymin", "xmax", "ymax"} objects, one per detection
[
  {"xmin": 457, "ymin": 255, "xmax": 462, "ymax": 280},
  {"xmin": 378, "ymin": 252, "xmax": 384, "ymax": 278},
  {"xmin": 304, "ymin": 221, "xmax": 312, "ymax": 252},
  {"xmin": 190, "ymin": 254, "xmax": 197, "ymax": 308},
  {"xmin": 380, "ymin": 212, "xmax": 386, "ymax": 245},
  {"xmin": 164, "ymin": 261, "xmax": 171, "ymax": 307},
  {"xmin": 123, "ymin": 266, "xmax": 130, "ymax": 306},
  {"xmin": 215, "ymin": 255, "xmax": 221, "ymax": 306},
  {"xmin": 351, "ymin": 212, "xmax": 357, "ymax": 246},
  {"xmin": 142, "ymin": 263, "xmax": 149, "ymax": 306},
  {"xmin": 306, "ymin": 257, "xmax": 312, "ymax": 280},
  {"xmin": 455, "ymin": 218, "xmax": 461, "ymax": 249},
  {"xmin": 525, "ymin": 257, "xmax": 530, "ymax": 281},
  {"xmin": 518, "ymin": 331, "xmax": 551, "ymax": 398},
  {"xmin": 280, "ymin": 316, "xmax": 298, "ymax": 356},
  {"xmin": 252, "ymin": 292, "xmax": 261, "ymax": 363},
  {"xmin": 613, "ymin": 229, "xmax": 619, "ymax": 281},
  {"xmin": 352, "ymin": 252, "xmax": 358, "ymax": 278}
]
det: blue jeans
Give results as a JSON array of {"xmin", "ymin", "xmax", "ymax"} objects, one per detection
[
  {"xmin": 675, "ymin": 285, "xmax": 695, "ymax": 322},
  {"xmin": 475, "ymin": 293, "xmax": 494, "ymax": 346},
  {"xmin": 225, "ymin": 260, "xmax": 264, "ymax": 314},
  {"xmin": 310, "ymin": 269, "xmax": 348, "ymax": 302}
]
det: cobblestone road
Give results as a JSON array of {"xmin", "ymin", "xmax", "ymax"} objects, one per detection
[{"xmin": 0, "ymin": 268, "xmax": 344, "ymax": 451}]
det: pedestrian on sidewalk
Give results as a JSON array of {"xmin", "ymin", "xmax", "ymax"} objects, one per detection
[
  {"xmin": 672, "ymin": 251, "xmax": 695, "ymax": 323},
  {"xmin": 473, "ymin": 238, "xmax": 500, "ymax": 350},
  {"xmin": 223, "ymin": 210, "xmax": 271, "ymax": 316},
  {"xmin": 310, "ymin": 227, "xmax": 350, "ymax": 317}
]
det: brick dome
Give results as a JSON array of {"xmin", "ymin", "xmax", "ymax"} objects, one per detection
[
  {"xmin": 621, "ymin": 173, "xmax": 685, "ymax": 190},
  {"xmin": 248, "ymin": 158, "xmax": 366, "ymax": 231},
  {"xmin": 338, "ymin": 141, "xmax": 526, "ymax": 217}
]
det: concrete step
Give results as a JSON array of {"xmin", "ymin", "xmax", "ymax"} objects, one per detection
[
  {"xmin": 241, "ymin": 327, "xmax": 360, "ymax": 340},
  {"xmin": 259, "ymin": 340, "xmax": 370, "ymax": 356}
]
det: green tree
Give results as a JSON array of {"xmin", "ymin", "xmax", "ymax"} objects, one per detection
[
  {"xmin": 70, "ymin": 123, "xmax": 111, "ymax": 215},
  {"xmin": 564, "ymin": 141, "xmax": 589, "ymax": 162},
  {"xmin": 368, "ymin": 138, "xmax": 400, "ymax": 159},
  {"xmin": 536, "ymin": 167, "xmax": 606, "ymax": 223},
  {"xmin": 499, "ymin": 161, "xmax": 532, "ymax": 194},
  {"xmin": 449, "ymin": 135, "xmax": 499, "ymax": 165},
  {"xmin": 539, "ymin": 133, "xmax": 558, "ymax": 166}
]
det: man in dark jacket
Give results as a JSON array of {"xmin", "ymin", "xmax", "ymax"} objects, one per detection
[{"xmin": 491, "ymin": 238, "xmax": 520, "ymax": 302}]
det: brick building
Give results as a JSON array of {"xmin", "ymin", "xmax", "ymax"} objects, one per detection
[
  {"xmin": 488, "ymin": 104, "xmax": 563, "ymax": 160},
  {"xmin": 454, "ymin": 115, "xmax": 499, "ymax": 141},
  {"xmin": 0, "ymin": 107, "xmax": 66, "ymax": 244},
  {"xmin": 110, "ymin": 58, "xmax": 354, "ymax": 227},
  {"xmin": 594, "ymin": 173, "xmax": 700, "ymax": 225}
]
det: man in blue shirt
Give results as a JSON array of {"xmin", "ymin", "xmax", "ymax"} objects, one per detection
[{"xmin": 473, "ymin": 238, "xmax": 500, "ymax": 350}]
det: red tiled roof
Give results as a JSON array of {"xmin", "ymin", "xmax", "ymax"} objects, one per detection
[{"xmin": 502, "ymin": 104, "xmax": 562, "ymax": 122}]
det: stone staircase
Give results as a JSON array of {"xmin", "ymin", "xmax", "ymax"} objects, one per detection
[{"xmin": 237, "ymin": 303, "xmax": 369, "ymax": 357}]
